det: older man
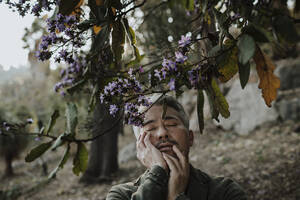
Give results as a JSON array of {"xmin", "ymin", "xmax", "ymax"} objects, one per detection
[{"xmin": 106, "ymin": 95, "xmax": 247, "ymax": 200}]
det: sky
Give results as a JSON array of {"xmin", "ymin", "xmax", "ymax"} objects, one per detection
[{"xmin": 0, "ymin": 4, "xmax": 35, "ymax": 70}]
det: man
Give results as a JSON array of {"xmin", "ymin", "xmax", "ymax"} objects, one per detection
[{"xmin": 106, "ymin": 95, "xmax": 247, "ymax": 200}]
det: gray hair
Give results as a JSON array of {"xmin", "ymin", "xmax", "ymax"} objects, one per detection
[{"xmin": 133, "ymin": 94, "xmax": 189, "ymax": 138}]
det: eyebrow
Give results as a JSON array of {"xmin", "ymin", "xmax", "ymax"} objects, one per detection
[{"xmin": 142, "ymin": 115, "xmax": 179, "ymax": 127}]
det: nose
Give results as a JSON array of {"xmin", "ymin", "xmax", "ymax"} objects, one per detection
[{"xmin": 156, "ymin": 124, "xmax": 169, "ymax": 140}]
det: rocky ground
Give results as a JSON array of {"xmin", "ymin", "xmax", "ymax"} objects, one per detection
[{"xmin": 0, "ymin": 120, "xmax": 300, "ymax": 200}]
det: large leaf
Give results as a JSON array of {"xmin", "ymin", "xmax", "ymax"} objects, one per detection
[
  {"xmin": 217, "ymin": 41, "xmax": 239, "ymax": 82},
  {"xmin": 58, "ymin": 0, "xmax": 83, "ymax": 15},
  {"xmin": 205, "ymin": 89, "xmax": 219, "ymax": 122},
  {"xmin": 44, "ymin": 110, "xmax": 60, "ymax": 135},
  {"xmin": 72, "ymin": 142, "xmax": 88, "ymax": 176},
  {"xmin": 242, "ymin": 24, "xmax": 270, "ymax": 43},
  {"xmin": 65, "ymin": 103, "xmax": 78, "ymax": 135},
  {"xmin": 48, "ymin": 144, "xmax": 70, "ymax": 179},
  {"xmin": 91, "ymin": 25, "xmax": 111, "ymax": 52},
  {"xmin": 238, "ymin": 62, "xmax": 250, "ymax": 89},
  {"xmin": 197, "ymin": 90, "xmax": 205, "ymax": 134},
  {"xmin": 25, "ymin": 141, "xmax": 52, "ymax": 162},
  {"xmin": 123, "ymin": 19, "xmax": 142, "ymax": 63},
  {"xmin": 272, "ymin": 15, "xmax": 300, "ymax": 44},
  {"xmin": 211, "ymin": 78, "xmax": 230, "ymax": 118},
  {"xmin": 112, "ymin": 19, "xmax": 125, "ymax": 65},
  {"xmin": 253, "ymin": 46, "xmax": 280, "ymax": 107},
  {"xmin": 237, "ymin": 34, "xmax": 255, "ymax": 65}
]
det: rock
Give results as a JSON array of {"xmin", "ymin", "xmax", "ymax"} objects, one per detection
[
  {"xmin": 118, "ymin": 142, "xmax": 137, "ymax": 164},
  {"xmin": 217, "ymin": 80, "xmax": 278, "ymax": 135},
  {"xmin": 275, "ymin": 94, "xmax": 300, "ymax": 121},
  {"xmin": 275, "ymin": 58, "xmax": 300, "ymax": 90},
  {"xmin": 274, "ymin": 57, "xmax": 300, "ymax": 121}
]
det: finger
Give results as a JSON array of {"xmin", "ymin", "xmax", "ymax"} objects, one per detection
[
  {"xmin": 173, "ymin": 145, "xmax": 187, "ymax": 167},
  {"xmin": 163, "ymin": 153, "xmax": 179, "ymax": 171},
  {"xmin": 144, "ymin": 132, "xmax": 152, "ymax": 148},
  {"xmin": 138, "ymin": 131, "xmax": 146, "ymax": 148}
]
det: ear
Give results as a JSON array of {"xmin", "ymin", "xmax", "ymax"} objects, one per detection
[{"xmin": 188, "ymin": 130, "xmax": 194, "ymax": 147}]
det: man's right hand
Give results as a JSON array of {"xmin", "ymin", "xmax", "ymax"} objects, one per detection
[{"xmin": 136, "ymin": 131, "xmax": 168, "ymax": 171}]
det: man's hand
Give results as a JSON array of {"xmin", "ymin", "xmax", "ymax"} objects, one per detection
[
  {"xmin": 163, "ymin": 145, "xmax": 190, "ymax": 200},
  {"xmin": 136, "ymin": 131, "xmax": 168, "ymax": 171}
]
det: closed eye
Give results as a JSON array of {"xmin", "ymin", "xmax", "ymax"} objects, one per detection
[{"xmin": 147, "ymin": 127, "xmax": 157, "ymax": 131}]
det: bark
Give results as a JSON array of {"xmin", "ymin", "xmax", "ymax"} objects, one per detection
[{"xmin": 79, "ymin": 101, "xmax": 122, "ymax": 184}]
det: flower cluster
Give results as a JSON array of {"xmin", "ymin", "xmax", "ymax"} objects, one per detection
[
  {"xmin": 2, "ymin": 0, "xmax": 57, "ymax": 17},
  {"xmin": 100, "ymin": 69, "xmax": 152, "ymax": 126},
  {"xmin": 152, "ymin": 35, "xmax": 191, "ymax": 91},
  {"xmin": 54, "ymin": 55, "xmax": 86, "ymax": 96},
  {"xmin": 36, "ymin": 14, "xmax": 80, "ymax": 62}
]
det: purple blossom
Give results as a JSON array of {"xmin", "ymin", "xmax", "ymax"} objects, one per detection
[
  {"xmin": 154, "ymin": 69, "xmax": 162, "ymax": 81},
  {"xmin": 175, "ymin": 51, "xmax": 187, "ymax": 63},
  {"xmin": 178, "ymin": 35, "xmax": 191, "ymax": 48},
  {"xmin": 162, "ymin": 58, "xmax": 177, "ymax": 71},
  {"xmin": 60, "ymin": 91, "xmax": 66, "ymax": 97},
  {"xmin": 139, "ymin": 66, "xmax": 144, "ymax": 73},
  {"xmin": 128, "ymin": 68, "xmax": 133, "ymax": 77},
  {"xmin": 100, "ymin": 94, "xmax": 104, "ymax": 103},
  {"xmin": 109, "ymin": 104, "xmax": 118, "ymax": 116},
  {"xmin": 168, "ymin": 78, "xmax": 176, "ymax": 90},
  {"xmin": 5, "ymin": 126, "xmax": 10, "ymax": 131},
  {"xmin": 35, "ymin": 137, "xmax": 41, "ymax": 141}
]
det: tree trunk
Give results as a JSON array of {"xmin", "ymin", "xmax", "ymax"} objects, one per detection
[{"xmin": 79, "ymin": 101, "xmax": 122, "ymax": 184}]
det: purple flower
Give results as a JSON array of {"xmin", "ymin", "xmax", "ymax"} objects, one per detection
[
  {"xmin": 109, "ymin": 104, "xmax": 118, "ymax": 116},
  {"xmin": 60, "ymin": 91, "xmax": 66, "ymax": 97},
  {"xmin": 27, "ymin": 118, "xmax": 33, "ymax": 124},
  {"xmin": 154, "ymin": 69, "xmax": 162, "ymax": 81},
  {"xmin": 56, "ymin": 23, "xmax": 66, "ymax": 32},
  {"xmin": 100, "ymin": 94, "xmax": 104, "ymax": 103},
  {"xmin": 5, "ymin": 126, "xmax": 10, "ymax": 131},
  {"xmin": 35, "ymin": 137, "xmax": 41, "ymax": 141},
  {"xmin": 168, "ymin": 78, "xmax": 176, "ymax": 90},
  {"xmin": 162, "ymin": 58, "xmax": 177, "ymax": 71},
  {"xmin": 178, "ymin": 35, "xmax": 191, "ymax": 48},
  {"xmin": 139, "ymin": 66, "xmax": 144, "ymax": 73},
  {"xmin": 128, "ymin": 68, "xmax": 133, "ymax": 77},
  {"xmin": 175, "ymin": 51, "xmax": 187, "ymax": 63}
]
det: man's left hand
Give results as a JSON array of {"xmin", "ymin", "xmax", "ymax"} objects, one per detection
[{"xmin": 163, "ymin": 145, "xmax": 190, "ymax": 200}]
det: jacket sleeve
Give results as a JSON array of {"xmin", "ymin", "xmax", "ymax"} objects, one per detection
[{"xmin": 106, "ymin": 165, "xmax": 169, "ymax": 200}]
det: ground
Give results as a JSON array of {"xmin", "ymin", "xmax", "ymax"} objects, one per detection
[{"xmin": 0, "ymin": 120, "xmax": 300, "ymax": 200}]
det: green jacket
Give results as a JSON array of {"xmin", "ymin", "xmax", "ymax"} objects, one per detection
[{"xmin": 106, "ymin": 165, "xmax": 247, "ymax": 200}]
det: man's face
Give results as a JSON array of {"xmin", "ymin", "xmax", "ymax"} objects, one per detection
[{"xmin": 141, "ymin": 105, "xmax": 194, "ymax": 158}]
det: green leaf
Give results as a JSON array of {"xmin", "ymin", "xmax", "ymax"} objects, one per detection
[
  {"xmin": 197, "ymin": 90, "xmax": 205, "ymax": 134},
  {"xmin": 48, "ymin": 144, "xmax": 70, "ymax": 179},
  {"xmin": 112, "ymin": 19, "xmax": 126, "ymax": 65},
  {"xmin": 208, "ymin": 45, "xmax": 221, "ymax": 57},
  {"xmin": 25, "ymin": 141, "xmax": 52, "ymax": 162},
  {"xmin": 206, "ymin": 78, "xmax": 230, "ymax": 120},
  {"xmin": 205, "ymin": 89, "xmax": 219, "ymax": 122},
  {"xmin": 242, "ymin": 24, "xmax": 270, "ymax": 43},
  {"xmin": 186, "ymin": 0, "xmax": 194, "ymax": 11},
  {"xmin": 91, "ymin": 25, "xmax": 111, "ymax": 52},
  {"xmin": 237, "ymin": 34, "xmax": 255, "ymax": 65},
  {"xmin": 238, "ymin": 62, "xmax": 250, "ymax": 89},
  {"xmin": 72, "ymin": 142, "xmax": 88, "ymax": 176},
  {"xmin": 217, "ymin": 41, "xmax": 239, "ymax": 82},
  {"xmin": 211, "ymin": 78, "xmax": 230, "ymax": 118},
  {"xmin": 65, "ymin": 103, "xmax": 78, "ymax": 136},
  {"xmin": 50, "ymin": 133, "xmax": 66, "ymax": 151},
  {"xmin": 44, "ymin": 110, "xmax": 60, "ymax": 135},
  {"xmin": 273, "ymin": 15, "xmax": 300, "ymax": 44},
  {"xmin": 58, "ymin": 0, "xmax": 82, "ymax": 15}
]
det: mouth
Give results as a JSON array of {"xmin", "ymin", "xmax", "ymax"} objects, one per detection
[{"xmin": 158, "ymin": 143, "xmax": 174, "ymax": 152}]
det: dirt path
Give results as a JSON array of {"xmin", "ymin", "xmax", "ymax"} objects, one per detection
[{"xmin": 1, "ymin": 120, "xmax": 300, "ymax": 200}]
